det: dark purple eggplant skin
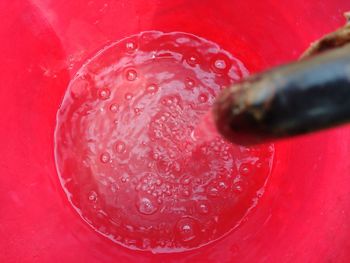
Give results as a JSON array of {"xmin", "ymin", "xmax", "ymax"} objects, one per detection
[{"xmin": 214, "ymin": 43, "xmax": 350, "ymax": 145}]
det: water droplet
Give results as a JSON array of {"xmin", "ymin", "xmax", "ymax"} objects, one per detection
[
  {"xmin": 198, "ymin": 93, "xmax": 208, "ymax": 103},
  {"xmin": 162, "ymin": 97, "xmax": 173, "ymax": 106},
  {"xmin": 176, "ymin": 218, "xmax": 198, "ymax": 242},
  {"xmin": 146, "ymin": 84, "xmax": 158, "ymax": 94},
  {"xmin": 100, "ymin": 152, "xmax": 111, "ymax": 163},
  {"xmin": 255, "ymin": 161, "xmax": 263, "ymax": 169},
  {"xmin": 214, "ymin": 59, "xmax": 227, "ymax": 70},
  {"xmin": 137, "ymin": 196, "xmax": 158, "ymax": 215},
  {"xmin": 126, "ymin": 41, "xmax": 137, "ymax": 52},
  {"xmin": 121, "ymin": 177, "xmax": 127, "ymax": 183},
  {"xmin": 126, "ymin": 69, "xmax": 137, "ymax": 81},
  {"xmin": 185, "ymin": 78, "xmax": 195, "ymax": 89},
  {"xmin": 239, "ymin": 163, "xmax": 251, "ymax": 175},
  {"xmin": 257, "ymin": 190, "xmax": 263, "ymax": 198},
  {"xmin": 115, "ymin": 141, "xmax": 126, "ymax": 153},
  {"xmin": 207, "ymin": 186, "xmax": 219, "ymax": 197},
  {"xmin": 197, "ymin": 202, "xmax": 210, "ymax": 214},
  {"xmin": 218, "ymin": 181, "xmax": 228, "ymax": 190},
  {"xmin": 109, "ymin": 103, "xmax": 119, "ymax": 113},
  {"xmin": 186, "ymin": 54, "xmax": 199, "ymax": 66},
  {"xmin": 124, "ymin": 93, "xmax": 133, "ymax": 100},
  {"xmin": 98, "ymin": 88, "xmax": 111, "ymax": 100},
  {"xmin": 211, "ymin": 55, "xmax": 231, "ymax": 73},
  {"xmin": 242, "ymin": 167, "xmax": 249, "ymax": 174},
  {"xmin": 233, "ymin": 184, "xmax": 243, "ymax": 193},
  {"xmin": 88, "ymin": 191, "xmax": 98, "ymax": 202}
]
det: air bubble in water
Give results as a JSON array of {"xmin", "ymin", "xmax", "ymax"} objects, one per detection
[
  {"xmin": 137, "ymin": 196, "xmax": 158, "ymax": 215},
  {"xmin": 185, "ymin": 78, "xmax": 195, "ymax": 89},
  {"xmin": 198, "ymin": 93, "xmax": 208, "ymax": 103},
  {"xmin": 55, "ymin": 30, "xmax": 272, "ymax": 253},
  {"xmin": 88, "ymin": 191, "xmax": 98, "ymax": 202},
  {"xmin": 197, "ymin": 202, "xmax": 210, "ymax": 214},
  {"xmin": 100, "ymin": 152, "xmax": 111, "ymax": 163},
  {"xmin": 126, "ymin": 69, "xmax": 137, "ymax": 81},
  {"xmin": 121, "ymin": 177, "xmax": 127, "ymax": 183},
  {"xmin": 146, "ymin": 84, "xmax": 158, "ymax": 94},
  {"xmin": 115, "ymin": 141, "xmax": 126, "ymax": 154},
  {"xmin": 126, "ymin": 41, "xmax": 137, "ymax": 52},
  {"xmin": 214, "ymin": 59, "xmax": 227, "ymax": 70},
  {"xmin": 207, "ymin": 186, "xmax": 219, "ymax": 197},
  {"xmin": 218, "ymin": 181, "xmax": 228, "ymax": 190},
  {"xmin": 124, "ymin": 93, "xmax": 133, "ymax": 100},
  {"xmin": 98, "ymin": 88, "xmax": 111, "ymax": 100},
  {"xmin": 109, "ymin": 103, "xmax": 119, "ymax": 113},
  {"xmin": 234, "ymin": 184, "xmax": 243, "ymax": 193},
  {"xmin": 186, "ymin": 54, "xmax": 199, "ymax": 66},
  {"xmin": 239, "ymin": 163, "xmax": 251, "ymax": 175},
  {"xmin": 176, "ymin": 218, "xmax": 198, "ymax": 242},
  {"xmin": 162, "ymin": 97, "xmax": 173, "ymax": 106}
]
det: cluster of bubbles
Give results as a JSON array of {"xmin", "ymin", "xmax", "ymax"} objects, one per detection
[{"xmin": 55, "ymin": 31, "xmax": 274, "ymax": 252}]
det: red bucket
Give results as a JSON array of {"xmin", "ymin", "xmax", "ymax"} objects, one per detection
[{"xmin": 1, "ymin": 0, "xmax": 350, "ymax": 262}]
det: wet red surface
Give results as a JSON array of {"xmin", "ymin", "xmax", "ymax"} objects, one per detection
[
  {"xmin": 55, "ymin": 32, "xmax": 274, "ymax": 252},
  {"xmin": 2, "ymin": 0, "xmax": 350, "ymax": 262}
]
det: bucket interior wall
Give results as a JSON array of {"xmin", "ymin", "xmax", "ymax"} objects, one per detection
[{"xmin": 1, "ymin": 0, "xmax": 350, "ymax": 262}]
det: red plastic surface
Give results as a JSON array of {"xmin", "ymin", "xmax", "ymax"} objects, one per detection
[{"xmin": 1, "ymin": 0, "xmax": 350, "ymax": 262}]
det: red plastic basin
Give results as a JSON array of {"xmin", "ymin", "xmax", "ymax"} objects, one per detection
[{"xmin": 1, "ymin": 0, "xmax": 350, "ymax": 262}]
